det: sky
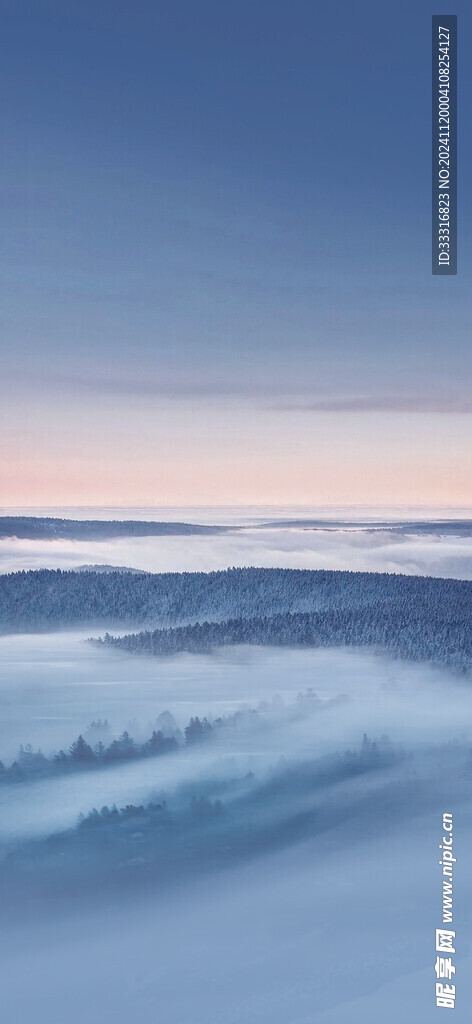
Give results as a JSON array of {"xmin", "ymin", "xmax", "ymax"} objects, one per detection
[{"xmin": 1, "ymin": 0, "xmax": 471, "ymax": 507}]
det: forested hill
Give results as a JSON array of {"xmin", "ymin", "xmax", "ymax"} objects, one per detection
[
  {"xmin": 97, "ymin": 596, "xmax": 472, "ymax": 674},
  {"xmin": 0, "ymin": 568, "xmax": 471, "ymax": 644},
  {"xmin": 0, "ymin": 516, "xmax": 227, "ymax": 540}
]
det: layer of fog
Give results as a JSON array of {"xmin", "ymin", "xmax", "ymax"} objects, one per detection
[
  {"xmin": 1, "ymin": 633, "xmax": 472, "ymax": 843},
  {"xmin": 2, "ymin": 524, "xmax": 472, "ymax": 578},
  {"xmin": 2, "ymin": 507, "xmax": 471, "ymax": 1021},
  {"xmin": 1, "ymin": 773, "xmax": 471, "ymax": 1024},
  {"xmin": 2, "ymin": 621, "xmax": 472, "ymax": 1022}
]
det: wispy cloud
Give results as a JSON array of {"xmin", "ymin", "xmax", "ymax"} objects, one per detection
[
  {"xmin": 6, "ymin": 365, "xmax": 472, "ymax": 415},
  {"xmin": 48, "ymin": 378, "xmax": 472, "ymax": 413},
  {"xmin": 276, "ymin": 394, "xmax": 472, "ymax": 414}
]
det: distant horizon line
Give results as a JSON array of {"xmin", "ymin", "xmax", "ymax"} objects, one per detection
[{"xmin": 2, "ymin": 503, "xmax": 472, "ymax": 510}]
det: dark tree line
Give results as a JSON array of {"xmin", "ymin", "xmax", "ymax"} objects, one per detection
[
  {"xmin": 0, "ymin": 516, "xmax": 226, "ymax": 541},
  {"xmin": 0, "ymin": 716, "xmax": 203, "ymax": 784},
  {"xmin": 1, "ymin": 567, "xmax": 471, "ymax": 638},
  {"xmin": 76, "ymin": 732, "xmax": 395, "ymax": 834},
  {"xmin": 97, "ymin": 594, "xmax": 472, "ymax": 676},
  {"xmin": 0, "ymin": 702, "xmax": 286, "ymax": 784}
]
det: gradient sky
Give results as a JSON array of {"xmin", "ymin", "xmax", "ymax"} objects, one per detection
[{"xmin": 1, "ymin": 0, "xmax": 471, "ymax": 506}]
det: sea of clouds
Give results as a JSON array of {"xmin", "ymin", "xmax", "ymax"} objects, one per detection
[
  {"xmin": 2, "ymin": 524, "xmax": 472, "ymax": 579},
  {"xmin": 1, "ymin": 507, "xmax": 472, "ymax": 1023}
]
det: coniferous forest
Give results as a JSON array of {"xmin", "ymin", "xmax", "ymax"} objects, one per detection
[{"xmin": 0, "ymin": 566, "xmax": 470, "ymax": 675}]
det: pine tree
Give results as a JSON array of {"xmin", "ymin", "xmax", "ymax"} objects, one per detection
[{"xmin": 69, "ymin": 734, "xmax": 95, "ymax": 762}]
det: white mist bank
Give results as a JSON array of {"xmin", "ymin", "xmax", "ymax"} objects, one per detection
[
  {"xmin": 1, "ymin": 519, "xmax": 472, "ymax": 578},
  {"xmin": 1, "ymin": 633, "xmax": 471, "ymax": 762},
  {"xmin": 1, "ymin": 602, "xmax": 471, "ymax": 1024},
  {"xmin": 1, "ymin": 796, "xmax": 471, "ymax": 1024},
  {"xmin": 1, "ymin": 633, "xmax": 472, "ymax": 842}
]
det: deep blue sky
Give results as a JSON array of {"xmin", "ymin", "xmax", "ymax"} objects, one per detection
[{"xmin": 1, "ymin": 0, "xmax": 471, "ymax": 505}]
